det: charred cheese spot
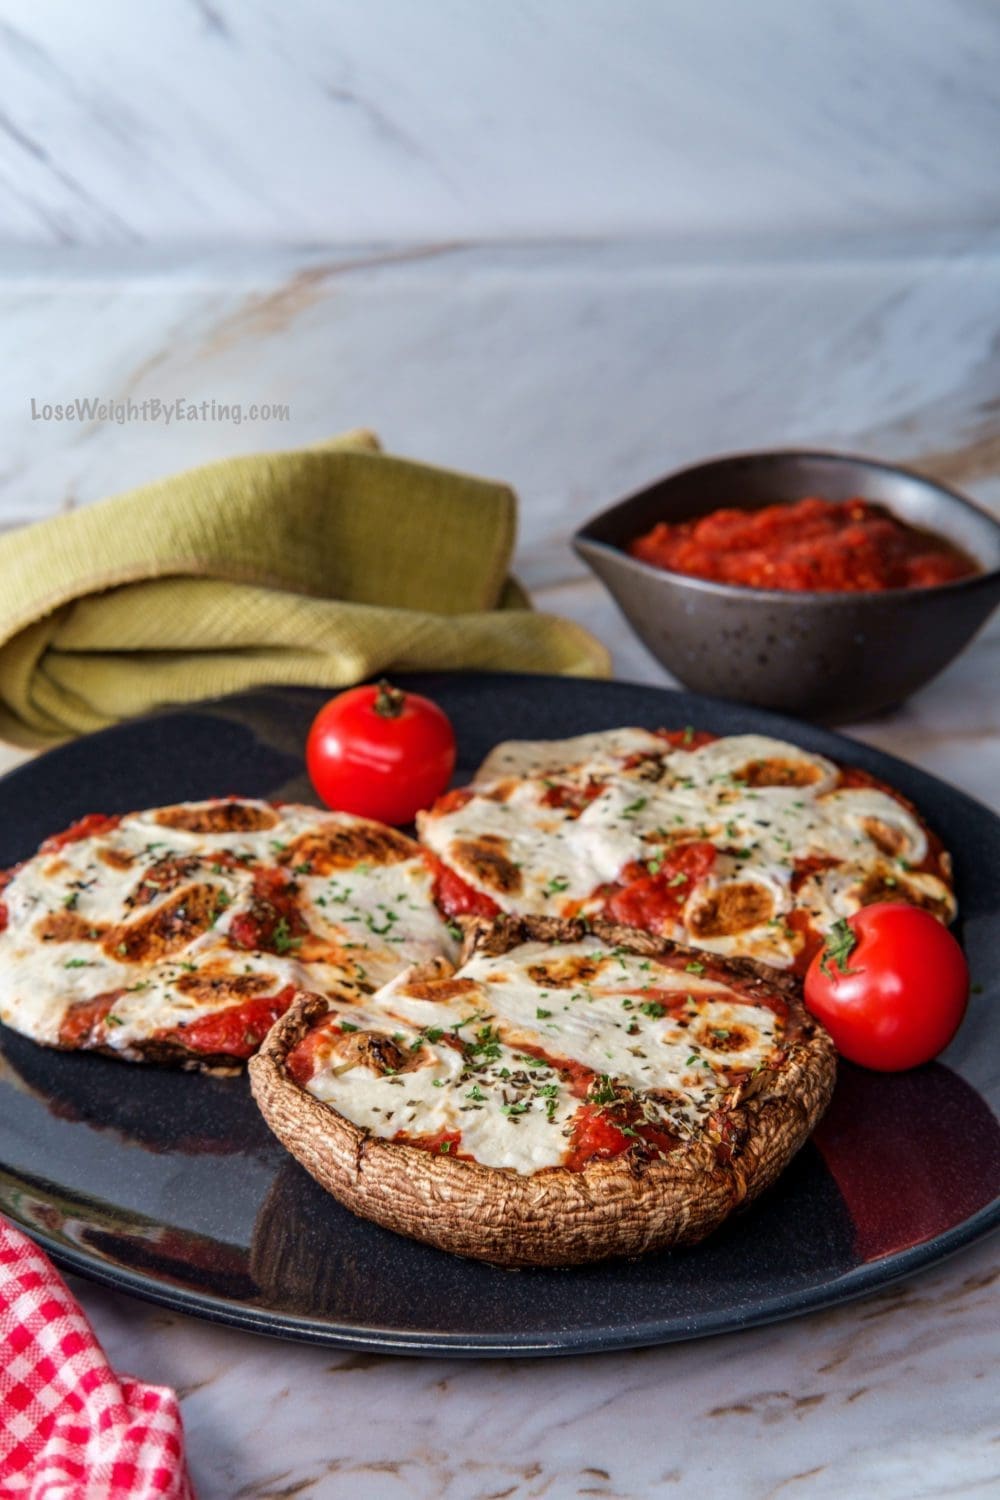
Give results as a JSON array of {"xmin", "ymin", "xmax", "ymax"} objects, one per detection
[
  {"xmin": 736, "ymin": 757, "xmax": 823, "ymax": 788},
  {"xmin": 279, "ymin": 824, "xmax": 415, "ymax": 874},
  {"xmin": 687, "ymin": 882, "xmax": 775, "ymax": 937},
  {"xmin": 451, "ymin": 835, "xmax": 523, "ymax": 895},
  {"xmin": 129, "ymin": 854, "xmax": 203, "ymax": 907},
  {"xmin": 401, "ymin": 976, "xmax": 481, "ymax": 1002},
  {"xmin": 856, "ymin": 870, "xmax": 953, "ymax": 920},
  {"xmin": 640, "ymin": 826, "xmax": 704, "ymax": 847},
  {"xmin": 791, "ymin": 854, "xmax": 840, "ymax": 893},
  {"xmin": 693, "ymin": 1020, "xmax": 756, "ymax": 1053},
  {"xmin": 105, "ymin": 883, "xmax": 222, "ymax": 963},
  {"xmin": 483, "ymin": 779, "xmax": 520, "ymax": 803},
  {"xmin": 155, "ymin": 801, "xmax": 278, "ymax": 833},
  {"xmin": 862, "ymin": 816, "xmax": 907, "ymax": 857},
  {"xmin": 34, "ymin": 910, "xmax": 107, "ymax": 943},
  {"xmin": 99, "ymin": 846, "xmax": 135, "ymax": 870},
  {"xmin": 174, "ymin": 970, "xmax": 279, "ymax": 1002},
  {"xmin": 526, "ymin": 955, "xmax": 604, "ymax": 988}
]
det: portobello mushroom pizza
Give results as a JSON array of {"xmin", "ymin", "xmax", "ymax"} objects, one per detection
[
  {"xmin": 249, "ymin": 916, "xmax": 836, "ymax": 1267},
  {"xmin": 418, "ymin": 729, "xmax": 956, "ymax": 974},
  {"xmin": 0, "ymin": 798, "xmax": 454, "ymax": 1068}
]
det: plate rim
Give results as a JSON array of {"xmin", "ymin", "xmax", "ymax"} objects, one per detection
[
  {"xmin": 4, "ymin": 670, "xmax": 999, "ymax": 834},
  {"xmin": 2, "ymin": 671, "xmax": 999, "ymax": 1356}
]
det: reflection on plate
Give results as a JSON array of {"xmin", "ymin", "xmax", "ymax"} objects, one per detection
[
  {"xmin": 814, "ymin": 1061, "xmax": 1000, "ymax": 1262},
  {"xmin": 0, "ymin": 676, "xmax": 997, "ymax": 1355},
  {"xmin": 1, "ymin": 1030, "xmax": 274, "ymax": 1159}
]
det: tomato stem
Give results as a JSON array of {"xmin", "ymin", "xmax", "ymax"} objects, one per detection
[
  {"xmin": 373, "ymin": 679, "xmax": 405, "ymax": 719},
  {"xmin": 819, "ymin": 918, "xmax": 860, "ymax": 979}
]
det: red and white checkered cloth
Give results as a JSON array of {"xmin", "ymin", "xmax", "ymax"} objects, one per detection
[{"xmin": 0, "ymin": 1217, "xmax": 194, "ymax": 1499}]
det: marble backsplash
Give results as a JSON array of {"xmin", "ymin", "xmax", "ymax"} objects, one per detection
[
  {"xmin": 2, "ymin": 234, "xmax": 998, "ymax": 809},
  {"xmin": 1, "ymin": 0, "xmax": 998, "ymax": 245},
  {"xmin": 4, "ymin": 236, "xmax": 999, "ymax": 562}
]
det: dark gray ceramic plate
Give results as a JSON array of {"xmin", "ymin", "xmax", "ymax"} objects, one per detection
[{"xmin": 1, "ymin": 675, "xmax": 998, "ymax": 1356}]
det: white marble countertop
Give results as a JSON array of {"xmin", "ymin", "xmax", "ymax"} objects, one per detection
[
  {"xmin": 1, "ymin": 234, "xmax": 999, "ymax": 1500},
  {"xmin": 67, "ymin": 1230, "xmax": 1000, "ymax": 1500}
]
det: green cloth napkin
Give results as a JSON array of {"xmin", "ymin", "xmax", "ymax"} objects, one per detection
[{"xmin": 0, "ymin": 432, "xmax": 609, "ymax": 746}]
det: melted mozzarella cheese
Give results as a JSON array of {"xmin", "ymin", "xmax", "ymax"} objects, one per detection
[
  {"xmin": 473, "ymin": 727, "xmax": 669, "ymax": 785},
  {"xmin": 304, "ymin": 938, "xmax": 783, "ymax": 1174},
  {"xmin": 668, "ymin": 735, "xmax": 839, "ymax": 795},
  {"xmin": 421, "ymin": 732, "xmax": 954, "ymax": 968},
  {"xmin": 0, "ymin": 800, "xmax": 454, "ymax": 1056},
  {"xmin": 422, "ymin": 779, "xmax": 589, "ymax": 912}
]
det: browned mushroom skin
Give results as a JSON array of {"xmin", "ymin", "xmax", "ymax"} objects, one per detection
[{"xmin": 249, "ymin": 916, "xmax": 837, "ymax": 1268}]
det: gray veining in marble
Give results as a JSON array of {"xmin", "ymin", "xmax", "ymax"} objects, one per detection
[
  {"xmin": 1, "ymin": 4, "xmax": 999, "ymax": 1494},
  {"xmin": 72, "ymin": 1235, "xmax": 1000, "ymax": 1500},
  {"xmin": 0, "ymin": 0, "xmax": 999, "ymax": 245}
]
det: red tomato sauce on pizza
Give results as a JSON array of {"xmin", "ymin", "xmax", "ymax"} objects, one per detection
[
  {"xmin": 564, "ymin": 1101, "xmax": 680, "ymax": 1171},
  {"xmin": 164, "ymin": 986, "xmax": 298, "ymax": 1058},
  {"xmin": 629, "ymin": 497, "xmax": 977, "ymax": 593},
  {"xmin": 40, "ymin": 812, "xmax": 123, "ymax": 854},
  {"xmin": 424, "ymin": 851, "xmax": 501, "ymax": 921}
]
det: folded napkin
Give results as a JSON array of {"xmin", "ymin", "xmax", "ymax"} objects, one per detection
[
  {"xmin": 0, "ymin": 1217, "xmax": 194, "ymax": 1499},
  {"xmin": 0, "ymin": 432, "xmax": 609, "ymax": 746}
]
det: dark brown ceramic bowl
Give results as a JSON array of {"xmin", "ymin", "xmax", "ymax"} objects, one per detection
[{"xmin": 573, "ymin": 450, "xmax": 1000, "ymax": 723}]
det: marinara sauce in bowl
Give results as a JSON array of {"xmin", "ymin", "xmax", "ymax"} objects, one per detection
[
  {"xmin": 574, "ymin": 450, "xmax": 1000, "ymax": 723},
  {"xmin": 629, "ymin": 495, "xmax": 978, "ymax": 594}
]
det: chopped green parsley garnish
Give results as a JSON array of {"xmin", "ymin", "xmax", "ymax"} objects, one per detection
[
  {"xmin": 272, "ymin": 917, "xmax": 301, "ymax": 954},
  {"xmin": 589, "ymin": 1075, "xmax": 618, "ymax": 1106},
  {"xmin": 412, "ymin": 1025, "xmax": 444, "ymax": 1048}
]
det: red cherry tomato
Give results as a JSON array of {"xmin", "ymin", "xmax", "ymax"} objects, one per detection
[
  {"xmin": 306, "ymin": 680, "xmax": 456, "ymax": 826},
  {"xmin": 804, "ymin": 903, "xmax": 969, "ymax": 1071}
]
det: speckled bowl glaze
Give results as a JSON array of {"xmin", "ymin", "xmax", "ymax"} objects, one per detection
[{"xmin": 573, "ymin": 450, "xmax": 1000, "ymax": 723}]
